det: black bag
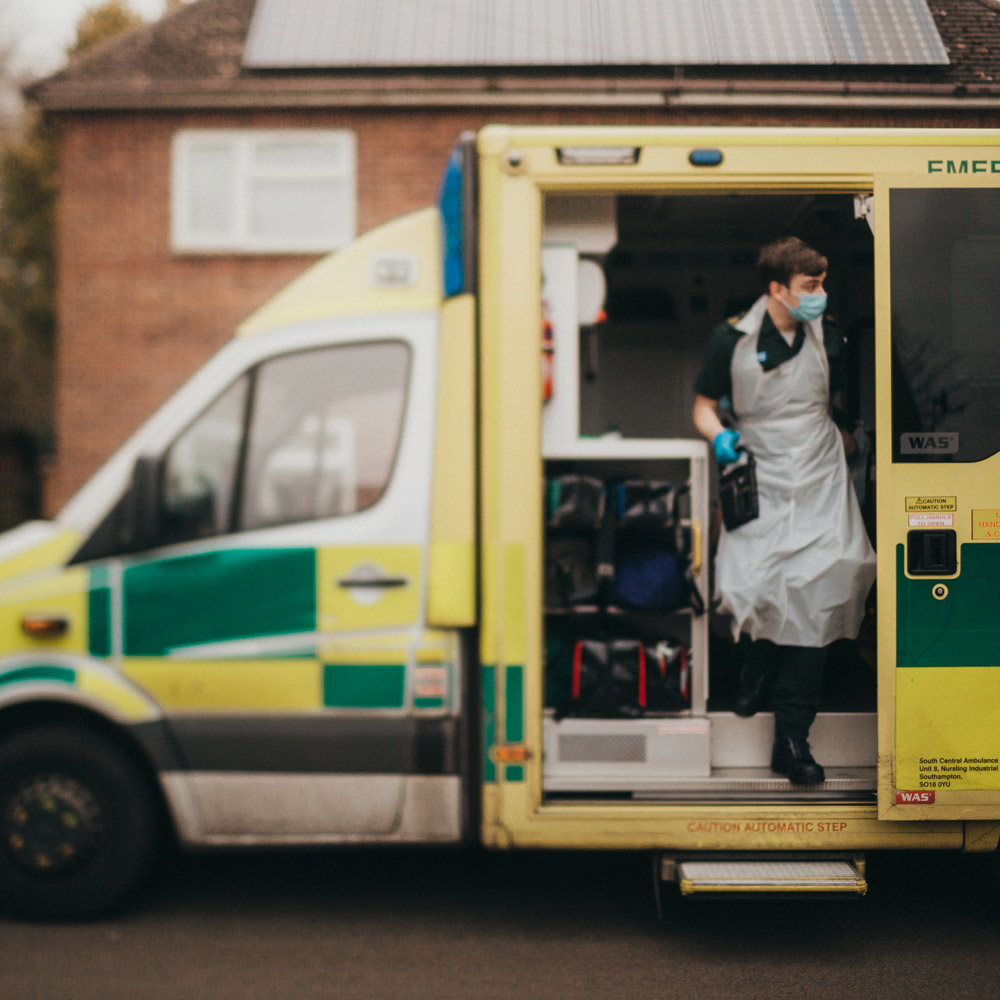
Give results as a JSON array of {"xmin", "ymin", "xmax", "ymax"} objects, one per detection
[
  {"xmin": 545, "ymin": 533, "xmax": 600, "ymax": 607},
  {"xmin": 719, "ymin": 450, "xmax": 759, "ymax": 531},
  {"xmin": 607, "ymin": 639, "xmax": 647, "ymax": 718},
  {"xmin": 644, "ymin": 639, "xmax": 690, "ymax": 712},
  {"xmin": 613, "ymin": 480, "xmax": 675, "ymax": 536},
  {"xmin": 546, "ymin": 475, "xmax": 605, "ymax": 530},
  {"xmin": 558, "ymin": 638, "xmax": 647, "ymax": 719},
  {"xmin": 545, "ymin": 475, "xmax": 615, "ymax": 608},
  {"xmin": 611, "ymin": 485, "xmax": 705, "ymax": 615},
  {"xmin": 564, "ymin": 639, "xmax": 609, "ymax": 717},
  {"xmin": 555, "ymin": 637, "xmax": 688, "ymax": 718}
]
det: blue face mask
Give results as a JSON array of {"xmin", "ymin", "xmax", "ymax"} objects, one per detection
[{"xmin": 785, "ymin": 290, "xmax": 827, "ymax": 322}]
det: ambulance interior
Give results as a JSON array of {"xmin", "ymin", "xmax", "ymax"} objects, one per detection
[{"xmin": 540, "ymin": 191, "xmax": 877, "ymax": 800}]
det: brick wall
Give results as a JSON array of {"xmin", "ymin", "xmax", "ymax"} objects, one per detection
[{"xmin": 46, "ymin": 101, "xmax": 1000, "ymax": 514}]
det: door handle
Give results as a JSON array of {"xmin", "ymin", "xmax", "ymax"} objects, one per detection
[{"xmin": 336, "ymin": 575, "xmax": 409, "ymax": 589}]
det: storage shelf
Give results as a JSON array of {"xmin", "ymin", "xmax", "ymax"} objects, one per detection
[
  {"xmin": 543, "ymin": 436, "xmax": 709, "ymax": 461},
  {"xmin": 545, "ymin": 604, "xmax": 697, "ymax": 616}
]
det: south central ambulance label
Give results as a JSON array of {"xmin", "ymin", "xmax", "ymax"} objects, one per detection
[
  {"xmin": 972, "ymin": 509, "xmax": 1000, "ymax": 540},
  {"xmin": 906, "ymin": 496, "xmax": 956, "ymax": 513}
]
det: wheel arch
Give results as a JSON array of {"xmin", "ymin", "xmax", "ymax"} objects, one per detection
[{"xmin": 0, "ymin": 673, "xmax": 182, "ymax": 846}]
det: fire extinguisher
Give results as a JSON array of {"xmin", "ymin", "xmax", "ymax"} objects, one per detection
[{"xmin": 542, "ymin": 316, "xmax": 554, "ymax": 402}]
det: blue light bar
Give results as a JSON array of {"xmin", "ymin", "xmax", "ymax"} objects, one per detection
[{"xmin": 437, "ymin": 145, "xmax": 465, "ymax": 297}]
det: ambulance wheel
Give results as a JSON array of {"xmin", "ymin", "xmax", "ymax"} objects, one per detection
[{"xmin": 0, "ymin": 724, "xmax": 162, "ymax": 920}]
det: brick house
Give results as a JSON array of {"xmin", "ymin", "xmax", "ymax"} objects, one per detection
[{"xmin": 27, "ymin": 0, "xmax": 1000, "ymax": 514}]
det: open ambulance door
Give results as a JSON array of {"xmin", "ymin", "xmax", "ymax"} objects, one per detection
[{"xmin": 876, "ymin": 172, "xmax": 1000, "ymax": 820}]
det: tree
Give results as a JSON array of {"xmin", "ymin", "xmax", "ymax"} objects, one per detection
[
  {"xmin": 1, "ymin": 36, "xmax": 20, "ymax": 132},
  {"xmin": 0, "ymin": 106, "xmax": 57, "ymax": 527},
  {"xmin": 0, "ymin": 2, "xmax": 148, "ymax": 528},
  {"xmin": 67, "ymin": 1, "xmax": 144, "ymax": 61}
]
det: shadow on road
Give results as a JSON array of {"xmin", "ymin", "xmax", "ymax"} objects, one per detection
[{"xmin": 2, "ymin": 845, "xmax": 997, "ymax": 999}]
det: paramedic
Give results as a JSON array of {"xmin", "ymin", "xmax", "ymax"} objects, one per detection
[{"xmin": 691, "ymin": 237, "xmax": 876, "ymax": 785}]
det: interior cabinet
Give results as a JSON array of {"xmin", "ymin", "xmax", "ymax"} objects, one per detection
[{"xmin": 541, "ymin": 437, "xmax": 712, "ymax": 792}]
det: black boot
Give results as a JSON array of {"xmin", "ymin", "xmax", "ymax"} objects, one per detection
[
  {"xmin": 734, "ymin": 663, "xmax": 769, "ymax": 717},
  {"xmin": 771, "ymin": 736, "xmax": 825, "ymax": 785}
]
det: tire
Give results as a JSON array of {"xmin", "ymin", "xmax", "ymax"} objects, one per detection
[{"xmin": 0, "ymin": 724, "xmax": 162, "ymax": 920}]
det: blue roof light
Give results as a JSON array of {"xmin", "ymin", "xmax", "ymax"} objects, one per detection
[{"xmin": 437, "ymin": 145, "xmax": 465, "ymax": 297}]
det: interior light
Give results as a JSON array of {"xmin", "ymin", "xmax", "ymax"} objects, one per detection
[{"xmin": 557, "ymin": 146, "xmax": 641, "ymax": 166}]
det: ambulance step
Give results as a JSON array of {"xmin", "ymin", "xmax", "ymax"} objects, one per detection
[
  {"xmin": 672, "ymin": 858, "xmax": 867, "ymax": 896},
  {"xmin": 548, "ymin": 767, "xmax": 876, "ymax": 800}
]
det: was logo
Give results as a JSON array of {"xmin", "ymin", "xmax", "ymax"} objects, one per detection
[
  {"xmin": 900, "ymin": 433, "xmax": 958, "ymax": 455},
  {"xmin": 895, "ymin": 790, "xmax": 935, "ymax": 804}
]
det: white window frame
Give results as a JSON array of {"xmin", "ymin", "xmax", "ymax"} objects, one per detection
[{"xmin": 171, "ymin": 129, "xmax": 357, "ymax": 254}]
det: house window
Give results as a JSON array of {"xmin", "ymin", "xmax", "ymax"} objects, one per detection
[{"xmin": 171, "ymin": 129, "xmax": 357, "ymax": 253}]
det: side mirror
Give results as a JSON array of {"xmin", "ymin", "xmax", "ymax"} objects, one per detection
[{"xmin": 121, "ymin": 455, "xmax": 162, "ymax": 552}]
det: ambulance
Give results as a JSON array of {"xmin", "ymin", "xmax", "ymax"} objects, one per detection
[{"xmin": 2, "ymin": 125, "xmax": 1000, "ymax": 918}]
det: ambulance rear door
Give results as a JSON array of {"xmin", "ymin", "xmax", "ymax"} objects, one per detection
[{"xmin": 877, "ymin": 166, "xmax": 1000, "ymax": 820}]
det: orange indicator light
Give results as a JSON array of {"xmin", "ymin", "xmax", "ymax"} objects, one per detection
[{"xmin": 21, "ymin": 616, "xmax": 69, "ymax": 639}]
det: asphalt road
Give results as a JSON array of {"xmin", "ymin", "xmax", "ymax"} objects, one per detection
[{"xmin": 1, "ymin": 845, "xmax": 997, "ymax": 999}]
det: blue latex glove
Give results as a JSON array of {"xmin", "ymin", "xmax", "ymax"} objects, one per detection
[{"xmin": 713, "ymin": 428, "xmax": 741, "ymax": 466}]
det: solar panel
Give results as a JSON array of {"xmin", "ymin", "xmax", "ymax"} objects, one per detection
[
  {"xmin": 242, "ymin": 0, "xmax": 949, "ymax": 69},
  {"xmin": 818, "ymin": 0, "xmax": 949, "ymax": 64},
  {"xmin": 706, "ymin": 0, "xmax": 832, "ymax": 66},
  {"xmin": 597, "ymin": 0, "xmax": 715, "ymax": 65}
]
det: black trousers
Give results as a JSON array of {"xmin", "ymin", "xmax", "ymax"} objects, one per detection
[{"xmin": 742, "ymin": 637, "xmax": 827, "ymax": 742}]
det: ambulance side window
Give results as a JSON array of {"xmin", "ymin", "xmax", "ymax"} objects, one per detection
[
  {"xmin": 73, "ymin": 341, "xmax": 410, "ymax": 559},
  {"xmin": 157, "ymin": 341, "xmax": 410, "ymax": 546},
  {"xmin": 239, "ymin": 341, "xmax": 410, "ymax": 529},
  {"xmin": 161, "ymin": 375, "xmax": 249, "ymax": 543},
  {"xmin": 891, "ymin": 189, "xmax": 1000, "ymax": 463}
]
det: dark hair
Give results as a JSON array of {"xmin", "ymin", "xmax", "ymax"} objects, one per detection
[{"xmin": 757, "ymin": 237, "xmax": 827, "ymax": 289}]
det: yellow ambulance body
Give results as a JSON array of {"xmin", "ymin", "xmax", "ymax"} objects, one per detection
[{"xmin": 2, "ymin": 126, "xmax": 999, "ymax": 916}]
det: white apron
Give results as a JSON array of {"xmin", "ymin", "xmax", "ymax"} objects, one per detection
[{"xmin": 715, "ymin": 295, "xmax": 876, "ymax": 647}]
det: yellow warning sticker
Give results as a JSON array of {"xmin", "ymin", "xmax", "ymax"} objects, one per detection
[
  {"xmin": 972, "ymin": 510, "xmax": 1000, "ymax": 540},
  {"xmin": 905, "ymin": 496, "xmax": 957, "ymax": 513}
]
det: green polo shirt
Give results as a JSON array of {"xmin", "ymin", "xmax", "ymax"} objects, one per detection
[{"xmin": 693, "ymin": 310, "xmax": 846, "ymax": 419}]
